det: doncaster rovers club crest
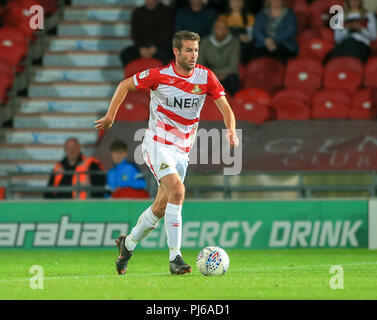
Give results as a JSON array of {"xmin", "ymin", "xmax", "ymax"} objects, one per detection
[{"xmin": 191, "ymin": 85, "xmax": 202, "ymax": 95}]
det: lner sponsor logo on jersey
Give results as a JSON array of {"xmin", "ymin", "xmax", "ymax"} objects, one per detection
[{"xmin": 165, "ymin": 97, "xmax": 201, "ymax": 109}]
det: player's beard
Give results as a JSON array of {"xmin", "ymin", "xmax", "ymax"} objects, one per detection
[{"xmin": 177, "ymin": 54, "xmax": 196, "ymax": 72}]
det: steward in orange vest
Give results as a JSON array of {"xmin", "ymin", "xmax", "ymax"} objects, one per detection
[{"xmin": 44, "ymin": 153, "xmax": 106, "ymax": 199}]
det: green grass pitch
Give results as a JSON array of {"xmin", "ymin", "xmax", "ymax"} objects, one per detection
[{"xmin": 0, "ymin": 249, "xmax": 376, "ymax": 300}]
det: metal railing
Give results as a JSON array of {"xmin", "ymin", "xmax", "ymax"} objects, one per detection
[
  {"xmin": 184, "ymin": 170, "xmax": 377, "ymax": 199},
  {"xmin": 4, "ymin": 169, "xmax": 156, "ymax": 199},
  {"xmin": 5, "ymin": 171, "xmax": 108, "ymax": 199},
  {"xmin": 4, "ymin": 170, "xmax": 377, "ymax": 200}
]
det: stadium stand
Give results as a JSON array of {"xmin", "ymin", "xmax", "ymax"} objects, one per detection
[
  {"xmin": 365, "ymin": 57, "xmax": 377, "ymax": 88},
  {"xmin": 270, "ymin": 97, "xmax": 310, "ymax": 120},
  {"xmin": 1, "ymin": 0, "xmax": 377, "ymax": 200},
  {"xmin": 272, "ymin": 88, "xmax": 311, "ymax": 107},
  {"xmin": 323, "ymin": 57, "xmax": 364, "ymax": 94},
  {"xmin": 232, "ymin": 99, "xmax": 270, "ymax": 124},
  {"xmin": 350, "ymin": 88, "xmax": 377, "ymax": 119},
  {"xmin": 233, "ymin": 88, "xmax": 271, "ymax": 106},
  {"xmin": 284, "ymin": 57, "xmax": 323, "ymax": 95},
  {"xmin": 292, "ymin": 0, "xmax": 310, "ymax": 32},
  {"xmin": 0, "ymin": 29, "xmax": 28, "ymax": 68},
  {"xmin": 232, "ymin": 88, "xmax": 271, "ymax": 124},
  {"xmin": 309, "ymin": 0, "xmax": 343, "ymax": 29},
  {"xmin": 244, "ymin": 57, "xmax": 285, "ymax": 94},
  {"xmin": 299, "ymin": 37, "xmax": 334, "ymax": 61},
  {"xmin": 311, "ymin": 89, "xmax": 351, "ymax": 119},
  {"xmin": 0, "ymin": 0, "xmax": 136, "ymax": 197},
  {"xmin": 200, "ymin": 96, "xmax": 225, "ymax": 121},
  {"xmin": 124, "ymin": 57, "xmax": 164, "ymax": 78}
]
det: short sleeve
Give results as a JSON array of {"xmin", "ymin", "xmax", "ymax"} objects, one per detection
[
  {"xmin": 133, "ymin": 68, "xmax": 160, "ymax": 90},
  {"xmin": 207, "ymin": 70, "xmax": 226, "ymax": 100}
]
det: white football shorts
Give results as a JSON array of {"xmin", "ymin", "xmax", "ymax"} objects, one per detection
[{"xmin": 142, "ymin": 137, "xmax": 189, "ymax": 185}]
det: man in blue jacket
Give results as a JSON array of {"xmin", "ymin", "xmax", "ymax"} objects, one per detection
[
  {"xmin": 107, "ymin": 140, "xmax": 146, "ymax": 195},
  {"xmin": 251, "ymin": 0, "xmax": 298, "ymax": 64}
]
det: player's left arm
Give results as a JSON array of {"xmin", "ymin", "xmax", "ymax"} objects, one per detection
[{"xmin": 214, "ymin": 96, "xmax": 239, "ymax": 147}]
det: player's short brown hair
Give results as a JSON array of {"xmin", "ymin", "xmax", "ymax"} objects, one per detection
[
  {"xmin": 172, "ymin": 31, "xmax": 200, "ymax": 51},
  {"xmin": 110, "ymin": 140, "xmax": 128, "ymax": 152}
]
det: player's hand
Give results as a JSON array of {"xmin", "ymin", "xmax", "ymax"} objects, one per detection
[
  {"xmin": 94, "ymin": 115, "xmax": 114, "ymax": 130},
  {"xmin": 225, "ymin": 130, "xmax": 239, "ymax": 147}
]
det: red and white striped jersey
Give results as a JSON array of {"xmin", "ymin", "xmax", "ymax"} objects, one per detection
[{"xmin": 133, "ymin": 62, "xmax": 225, "ymax": 154}]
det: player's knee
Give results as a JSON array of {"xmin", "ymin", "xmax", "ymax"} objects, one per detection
[
  {"xmin": 169, "ymin": 182, "xmax": 185, "ymax": 203},
  {"xmin": 152, "ymin": 203, "xmax": 166, "ymax": 218}
]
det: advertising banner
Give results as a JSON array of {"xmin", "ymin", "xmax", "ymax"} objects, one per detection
[
  {"xmin": 96, "ymin": 120, "xmax": 377, "ymax": 171},
  {"xmin": 0, "ymin": 200, "xmax": 368, "ymax": 249}
]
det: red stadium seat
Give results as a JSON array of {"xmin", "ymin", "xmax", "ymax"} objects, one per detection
[
  {"xmin": 324, "ymin": 70, "xmax": 362, "ymax": 94},
  {"xmin": 232, "ymin": 100, "xmax": 270, "ymax": 124},
  {"xmin": 111, "ymin": 187, "xmax": 149, "ymax": 199},
  {"xmin": 0, "ymin": 59, "xmax": 14, "ymax": 77},
  {"xmin": 3, "ymin": 0, "xmax": 41, "ymax": 37},
  {"xmin": 284, "ymin": 57, "xmax": 323, "ymax": 95},
  {"xmin": 293, "ymin": 0, "xmax": 311, "ymax": 31},
  {"xmin": 0, "ymin": 73, "xmax": 13, "ymax": 103},
  {"xmin": 371, "ymin": 40, "xmax": 377, "ymax": 57},
  {"xmin": 0, "ymin": 27, "xmax": 29, "ymax": 46},
  {"xmin": 271, "ymin": 98, "xmax": 310, "ymax": 120},
  {"xmin": 124, "ymin": 58, "xmax": 164, "ymax": 78},
  {"xmin": 233, "ymin": 88, "xmax": 271, "ymax": 106},
  {"xmin": 365, "ymin": 57, "xmax": 377, "ymax": 88},
  {"xmin": 286, "ymin": 57, "xmax": 323, "ymax": 75},
  {"xmin": 239, "ymin": 63, "xmax": 246, "ymax": 88},
  {"xmin": 309, "ymin": 0, "xmax": 343, "ymax": 29},
  {"xmin": 312, "ymin": 89, "xmax": 351, "ymax": 119},
  {"xmin": 245, "ymin": 58, "xmax": 285, "ymax": 94},
  {"xmin": 319, "ymin": 27, "xmax": 335, "ymax": 44},
  {"xmin": 115, "ymin": 101, "xmax": 149, "ymax": 122},
  {"xmin": 200, "ymin": 96, "xmax": 223, "ymax": 121},
  {"xmin": 272, "ymin": 88, "xmax": 312, "ymax": 107},
  {"xmin": 297, "ymin": 28, "xmax": 321, "ymax": 45},
  {"xmin": 350, "ymin": 88, "xmax": 377, "ymax": 119},
  {"xmin": 299, "ymin": 38, "xmax": 334, "ymax": 61},
  {"xmin": 0, "ymin": 38, "xmax": 27, "ymax": 68},
  {"xmin": 324, "ymin": 57, "xmax": 364, "ymax": 93},
  {"xmin": 325, "ymin": 57, "xmax": 364, "ymax": 75},
  {"xmin": 123, "ymin": 90, "xmax": 150, "ymax": 106}
]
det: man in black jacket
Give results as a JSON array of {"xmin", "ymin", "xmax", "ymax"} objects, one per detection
[{"xmin": 119, "ymin": 0, "xmax": 174, "ymax": 67}]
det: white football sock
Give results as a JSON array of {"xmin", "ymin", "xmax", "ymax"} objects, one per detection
[
  {"xmin": 164, "ymin": 203, "xmax": 182, "ymax": 261},
  {"xmin": 125, "ymin": 206, "xmax": 160, "ymax": 251}
]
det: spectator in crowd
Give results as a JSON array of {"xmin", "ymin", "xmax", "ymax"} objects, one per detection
[
  {"xmin": 106, "ymin": 140, "xmax": 146, "ymax": 196},
  {"xmin": 364, "ymin": 0, "xmax": 377, "ymax": 15},
  {"xmin": 119, "ymin": 0, "xmax": 174, "ymax": 67},
  {"xmin": 198, "ymin": 17, "xmax": 240, "ymax": 95},
  {"xmin": 250, "ymin": 0, "xmax": 298, "ymax": 64},
  {"xmin": 326, "ymin": 0, "xmax": 377, "ymax": 64},
  {"xmin": 175, "ymin": 0, "xmax": 217, "ymax": 38},
  {"xmin": 44, "ymin": 138, "xmax": 106, "ymax": 199},
  {"xmin": 220, "ymin": 0, "xmax": 255, "ymax": 63},
  {"xmin": 247, "ymin": 0, "xmax": 266, "ymax": 15}
]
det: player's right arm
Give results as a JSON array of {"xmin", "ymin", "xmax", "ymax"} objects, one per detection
[{"xmin": 94, "ymin": 77, "xmax": 136, "ymax": 130}]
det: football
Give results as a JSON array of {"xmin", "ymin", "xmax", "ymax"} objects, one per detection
[{"xmin": 196, "ymin": 246, "xmax": 229, "ymax": 276}]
